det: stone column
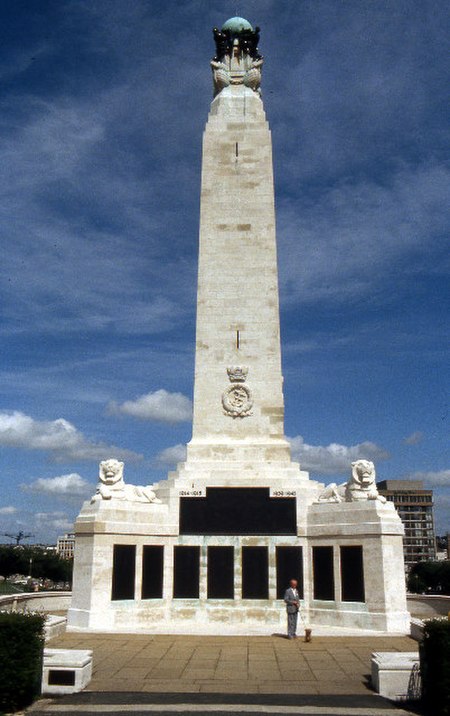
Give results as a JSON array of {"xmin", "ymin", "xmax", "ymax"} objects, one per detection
[{"xmin": 189, "ymin": 84, "xmax": 291, "ymax": 464}]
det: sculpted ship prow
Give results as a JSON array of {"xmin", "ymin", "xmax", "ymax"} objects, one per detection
[{"xmin": 211, "ymin": 16, "xmax": 263, "ymax": 96}]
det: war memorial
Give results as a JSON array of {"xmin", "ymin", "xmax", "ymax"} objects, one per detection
[{"xmin": 67, "ymin": 17, "xmax": 410, "ymax": 636}]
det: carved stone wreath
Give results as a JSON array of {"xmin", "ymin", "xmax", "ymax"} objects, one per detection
[{"xmin": 222, "ymin": 384, "xmax": 253, "ymax": 418}]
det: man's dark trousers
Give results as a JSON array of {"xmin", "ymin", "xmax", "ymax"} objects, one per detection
[
  {"xmin": 284, "ymin": 586, "xmax": 300, "ymax": 638},
  {"xmin": 287, "ymin": 610, "xmax": 298, "ymax": 638}
]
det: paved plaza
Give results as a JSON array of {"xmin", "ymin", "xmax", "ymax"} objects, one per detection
[{"xmin": 27, "ymin": 633, "xmax": 421, "ymax": 715}]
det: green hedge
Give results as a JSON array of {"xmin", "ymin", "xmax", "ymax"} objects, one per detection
[
  {"xmin": 0, "ymin": 611, "xmax": 45, "ymax": 714},
  {"xmin": 420, "ymin": 618, "xmax": 450, "ymax": 716}
]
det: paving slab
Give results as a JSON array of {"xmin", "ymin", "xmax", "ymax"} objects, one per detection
[{"xmin": 25, "ymin": 634, "xmax": 422, "ymax": 715}]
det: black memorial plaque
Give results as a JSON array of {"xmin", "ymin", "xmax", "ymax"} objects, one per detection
[
  {"xmin": 111, "ymin": 544, "xmax": 136, "ymax": 601},
  {"xmin": 180, "ymin": 488, "xmax": 296, "ymax": 535},
  {"xmin": 48, "ymin": 670, "xmax": 76, "ymax": 686},
  {"xmin": 242, "ymin": 546, "xmax": 269, "ymax": 599},
  {"xmin": 312, "ymin": 546, "xmax": 335, "ymax": 601},
  {"xmin": 276, "ymin": 546, "xmax": 303, "ymax": 599},
  {"xmin": 173, "ymin": 546, "xmax": 200, "ymax": 598},
  {"xmin": 142, "ymin": 545, "xmax": 164, "ymax": 599},
  {"xmin": 340, "ymin": 545, "xmax": 365, "ymax": 602},
  {"xmin": 207, "ymin": 546, "xmax": 234, "ymax": 599}
]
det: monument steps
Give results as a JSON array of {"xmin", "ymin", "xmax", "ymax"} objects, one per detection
[{"xmin": 26, "ymin": 692, "xmax": 419, "ymax": 716}]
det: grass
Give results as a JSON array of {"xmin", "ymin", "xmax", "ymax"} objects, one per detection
[{"xmin": 0, "ymin": 582, "xmax": 27, "ymax": 595}]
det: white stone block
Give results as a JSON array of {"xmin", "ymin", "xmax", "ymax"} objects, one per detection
[
  {"xmin": 42, "ymin": 649, "xmax": 93, "ymax": 694},
  {"xmin": 371, "ymin": 651, "xmax": 420, "ymax": 701}
]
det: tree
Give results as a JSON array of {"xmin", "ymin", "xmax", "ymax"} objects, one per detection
[
  {"xmin": 408, "ymin": 560, "xmax": 450, "ymax": 595},
  {"xmin": 0, "ymin": 546, "xmax": 27, "ymax": 578},
  {"xmin": 0, "ymin": 546, "xmax": 73, "ymax": 585},
  {"xmin": 24, "ymin": 548, "xmax": 73, "ymax": 584}
]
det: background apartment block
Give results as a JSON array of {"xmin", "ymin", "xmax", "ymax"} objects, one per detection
[
  {"xmin": 56, "ymin": 532, "xmax": 75, "ymax": 560},
  {"xmin": 377, "ymin": 480, "xmax": 436, "ymax": 571}
]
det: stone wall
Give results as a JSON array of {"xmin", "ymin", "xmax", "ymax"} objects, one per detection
[{"xmin": 0, "ymin": 591, "xmax": 72, "ymax": 613}]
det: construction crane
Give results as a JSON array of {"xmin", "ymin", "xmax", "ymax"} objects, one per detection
[{"xmin": 1, "ymin": 531, "xmax": 34, "ymax": 546}]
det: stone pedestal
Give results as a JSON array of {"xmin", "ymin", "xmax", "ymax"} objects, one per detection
[
  {"xmin": 371, "ymin": 652, "xmax": 421, "ymax": 701},
  {"xmin": 68, "ymin": 480, "xmax": 410, "ymax": 634},
  {"xmin": 42, "ymin": 649, "xmax": 93, "ymax": 694},
  {"xmin": 306, "ymin": 502, "xmax": 410, "ymax": 632}
]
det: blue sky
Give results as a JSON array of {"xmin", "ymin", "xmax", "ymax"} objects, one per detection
[{"xmin": 0, "ymin": 0, "xmax": 448, "ymax": 543}]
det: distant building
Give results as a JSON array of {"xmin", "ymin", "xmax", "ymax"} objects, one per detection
[
  {"xmin": 33, "ymin": 543, "xmax": 57, "ymax": 553},
  {"xmin": 377, "ymin": 480, "xmax": 436, "ymax": 572},
  {"xmin": 56, "ymin": 533, "xmax": 75, "ymax": 560}
]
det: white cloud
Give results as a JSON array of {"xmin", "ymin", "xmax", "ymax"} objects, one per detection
[
  {"xmin": 156, "ymin": 443, "xmax": 187, "ymax": 466},
  {"xmin": 278, "ymin": 163, "xmax": 449, "ymax": 306},
  {"xmin": 34, "ymin": 511, "xmax": 73, "ymax": 533},
  {"xmin": 288, "ymin": 435, "xmax": 390, "ymax": 475},
  {"xmin": 0, "ymin": 1, "xmax": 447, "ymax": 344},
  {"xmin": 0, "ymin": 410, "xmax": 141, "ymax": 462},
  {"xmin": 21, "ymin": 473, "xmax": 93, "ymax": 497},
  {"xmin": 0, "ymin": 506, "xmax": 17, "ymax": 515},
  {"xmin": 433, "ymin": 494, "xmax": 450, "ymax": 534},
  {"xmin": 403, "ymin": 431, "xmax": 424, "ymax": 445},
  {"xmin": 0, "ymin": 79, "xmax": 195, "ymax": 340},
  {"xmin": 402, "ymin": 469, "xmax": 450, "ymax": 487},
  {"xmin": 108, "ymin": 390, "xmax": 192, "ymax": 423},
  {"xmin": 0, "ymin": 43, "xmax": 50, "ymax": 83}
]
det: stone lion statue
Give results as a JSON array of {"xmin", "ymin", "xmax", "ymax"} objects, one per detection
[
  {"xmin": 346, "ymin": 460, "xmax": 385, "ymax": 502},
  {"xmin": 316, "ymin": 481, "xmax": 346, "ymax": 503},
  {"xmin": 316, "ymin": 459, "xmax": 386, "ymax": 504},
  {"xmin": 91, "ymin": 459, "xmax": 161, "ymax": 504}
]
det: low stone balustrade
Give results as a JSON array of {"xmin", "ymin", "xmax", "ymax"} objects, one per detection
[{"xmin": 44, "ymin": 615, "xmax": 67, "ymax": 641}]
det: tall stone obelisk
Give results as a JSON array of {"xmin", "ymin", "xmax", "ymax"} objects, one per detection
[
  {"xmin": 68, "ymin": 17, "xmax": 409, "ymax": 636},
  {"xmin": 188, "ymin": 17, "xmax": 293, "ymax": 467}
]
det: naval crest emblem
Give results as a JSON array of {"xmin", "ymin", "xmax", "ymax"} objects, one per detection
[{"xmin": 222, "ymin": 367, "xmax": 253, "ymax": 417}]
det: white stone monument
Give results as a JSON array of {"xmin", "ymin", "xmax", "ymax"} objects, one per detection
[{"xmin": 68, "ymin": 17, "xmax": 410, "ymax": 635}]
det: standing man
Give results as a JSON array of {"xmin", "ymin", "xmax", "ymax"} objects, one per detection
[{"xmin": 284, "ymin": 578, "xmax": 300, "ymax": 639}]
